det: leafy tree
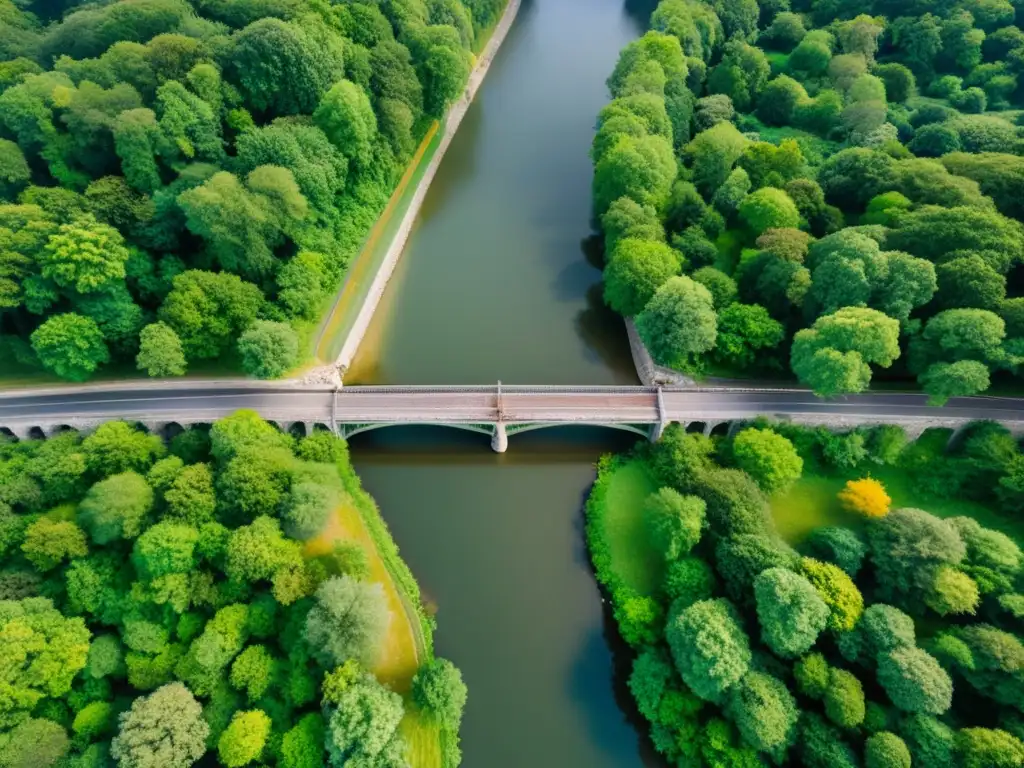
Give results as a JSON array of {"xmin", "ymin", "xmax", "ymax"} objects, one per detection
[
  {"xmin": 39, "ymin": 216, "xmax": 130, "ymax": 295},
  {"xmin": 926, "ymin": 566, "xmax": 979, "ymax": 616},
  {"xmin": 602, "ymin": 198, "xmax": 664, "ymax": 252},
  {"xmin": 825, "ymin": 668, "xmax": 866, "ymax": 728},
  {"xmin": 644, "ymin": 488, "xmax": 705, "ymax": 560},
  {"xmin": 732, "ymin": 428, "xmax": 802, "ymax": 494},
  {"xmin": 956, "ymin": 728, "xmax": 1024, "ymax": 768},
  {"xmin": 713, "ymin": 303, "xmax": 783, "ymax": 368},
  {"xmin": 920, "ymin": 360, "xmax": 993, "ymax": 405},
  {"xmin": 935, "ymin": 255, "xmax": 1006, "ymax": 311},
  {"xmin": 874, "ymin": 63, "xmax": 916, "ymax": 102},
  {"xmin": 227, "ymin": 18, "xmax": 344, "ymax": 116},
  {"xmin": 807, "ymin": 527, "xmax": 867, "ymax": 576},
  {"xmin": 664, "ymin": 556, "xmax": 716, "ymax": 605},
  {"xmin": 136, "ymin": 321, "xmax": 186, "ymax": 377},
  {"xmin": 282, "ymin": 481, "xmax": 335, "ymax": 541},
  {"xmin": 412, "ymin": 658, "xmax": 467, "ymax": 730},
  {"xmin": 110, "ymin": 684, "xmax": 206, "ymax": 766},
  {"xmin": 217, "ymin": 709, "xmax": 270, "ymax": 768},
  {"xmin": 225, "ymin": 515, "xmax": 300, "ymax": 583},
  {"xmin": 800, "ymin": 711, "xmax": 859, "ymax": 768},
  {"xmin": 867, "ymin": 507, "xmax": 966, "ymax": 606},
  {"xmin": 280, "ymin": 713, "xmax": 325, "ymax": 768},
  {"xmin": 686, "ymin": 121, "xmax": 751, "ymax": 198},
  {"xmin": 159, "ymin": 271, "xmax": 264, "ymax": 361},
  {"xmin": 21, "ymin": 517, "xmax": 88, "ymax": 570},
  {"xmin": 0, "ymin": 718, "xmax": 70, "ymax": 768},
  {"xmin": 324, "ymin": 674, "xmax": 406, "ymax": 767},
  {"xmin": 839, "ymin": 478, "xmax": 891, "ymax": 518},
  {"xmin": 304, "ymin": 575, "xmax": 390, "ymax": 668},
  {"xmin": 603, "ymin": 239, "xmax": 681, "ymax": 316},
  {"xmin": 314, "ymin": 80, "xmax": 377, "ymax": 170},
  {"xmin": 800, "ymin": 557, "xmax": 864, "ymax": 632},
  {"xmin": 0, "ymin": 596, "xmax": 89, "ymax": 727},
  {"xmin": 910, "ymin": 123, "xmax": 961, "ymax": 157},
  {"xmin": 899, "ymin": 714, "xmax": 955, "ymax": 768},
  {"xmin": 82, "ymin": 421, "xmax": 164, "ymax": 476},
  {"xmin": 593, "ymin": 134, "xmax": 676, "ymax": 216},
  {"xmin": 877, "ymin": 647, "xmax": 953, "ymax": 714},
  {"xmin": 692, "ymin": 267, "xmax": 736, "ymax": 310},
  {"xmin": 791, "ymin": 308, "xmax": 901, "ymax": 396},
  {"xmin": 725, "ymin": 671, "xmax": 798, "ymax": 761},
  {"xmin": 665, "ymin": 598, "xmax": 751, "ymax": 701},
  {"xmin": 78, "ymin": 471, "xmax": 154, "ymax": 544},
  {"xmin": 865, "ymin": 732, "xmax": 912, "ymax": 768},
  {"xmin": 757, "ymin": 76, "xmax": 809, "ymax": 125},
  {"xmin": 635, "ymin": 276, "xmax": 717, "ymax": 367},
  {"xmin": 754, "ymin": 567, "xmax": 829, "ymax": 658},
  {"xmin": 238, "ymin": 320, "xmax": 299, "ymax": 379},
  {"xmin": 839, "ymin": 604, "xmax": 916, "ymax": 663},
  {"xmin": 163, "ymin": 463, "xmax": 216, "ymax": 526},
  {"xmin": 935, "ymin": 624, "xmax": 1024, "ymax": 710},
  {"xmin": 795, "ymin": 653, "xmax": 831, "ymax": 699},
  {"xmin": 31, "ymin": 313, "xmax": 110, "ymax": 381}
]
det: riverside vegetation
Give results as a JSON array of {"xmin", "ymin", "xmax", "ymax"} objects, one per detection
[
  {"xmin": 0, "ymin": 0, "xmax": 504, "ymax": 381},
  {"xmin": 592, "ymin": 0, "xmax": 1024, "ymax": 400},
  {"xmin": 0, "ymin": 411, "xmax": 467, "ymax": 768},
  {"xmin": 587, "ymin": 419, "xmax": 1024, "ymax": 767}
]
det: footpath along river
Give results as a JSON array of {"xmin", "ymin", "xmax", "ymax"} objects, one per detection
[{"xmin": 348, "ymin": 0, "xmax": 664, "ymax": 764}]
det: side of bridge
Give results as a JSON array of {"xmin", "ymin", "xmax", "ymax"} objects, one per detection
[{"xmin": 0, "ymin": 384, "xmax": 1022, "ymax": 452}]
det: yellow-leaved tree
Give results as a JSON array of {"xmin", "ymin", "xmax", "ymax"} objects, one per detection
[{"xmin": 838, "ymin": 477, "xmax": 891, "ymax": 518}]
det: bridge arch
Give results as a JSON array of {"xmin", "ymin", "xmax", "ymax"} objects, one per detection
[
  {"xmin": 339, "ymin": 422, "xmax": 495, "ymax": 440},
  {"xmin": 504, "ymin": 422, "xmax": 652, "ymax": 439}
]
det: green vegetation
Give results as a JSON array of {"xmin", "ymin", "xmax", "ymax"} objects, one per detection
[
  {"xmin": 593, "ymin": 0, "xmax": 1024, "ymax": 399},
  {"xmin": 0, "ymin": 412, "xmax": 465, "ymax": 767},
  {"xmin": 587, "ymin": 419, "xmax": 1024, "ymax": 766},
  {"xmin": 0, "ymin": 0, "xmax": 507, "ymax": 381}
]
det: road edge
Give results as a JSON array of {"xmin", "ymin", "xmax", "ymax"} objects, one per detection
[{"xmin": 333, "ymin": 0, "xmax": 523, "ymax": 372}]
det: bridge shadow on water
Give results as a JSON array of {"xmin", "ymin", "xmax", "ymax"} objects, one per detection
[{"xmin": 347, "ymin": 423, "xmax": 644, "ymax": 460}]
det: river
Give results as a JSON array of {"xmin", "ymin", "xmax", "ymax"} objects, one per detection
[{"xmin": 348, "ymin": 0, "xmax": 662, "ymax": 764}]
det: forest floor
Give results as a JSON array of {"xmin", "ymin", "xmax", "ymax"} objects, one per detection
[{"xmin": 305, "ymin": 493, "xmax": 441, "ymax": 768}]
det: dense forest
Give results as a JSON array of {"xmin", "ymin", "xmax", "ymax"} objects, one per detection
[
  {"xmin": 0, "ymin": 0, "xmax": 503, "ymax": 381},
  {"xmin": 0, "ymin": 413, "xmax": 467, "ymax": 767},
  {"xmin": 593, "ymin": 0, "xmax": 1024, "ymax": 401},
  {"xmin": 588, "ymin": 419, "xmax": 1024, "ymax": 766}
]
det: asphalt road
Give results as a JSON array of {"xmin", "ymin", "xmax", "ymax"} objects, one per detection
[{"xmin": 0, "ymin": 384, "xmax": 1021, "ymax": 432}]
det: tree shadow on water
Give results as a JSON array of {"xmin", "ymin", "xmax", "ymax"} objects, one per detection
[{"xmin": 575, "ymin": 282, "xmax": 639, "ymax": 381}]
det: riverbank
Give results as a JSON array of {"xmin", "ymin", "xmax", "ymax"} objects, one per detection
[
  {"xmin": 316, "ymin": 0, "xmax": 523, "ymax": 374},
  {"xmin": 585, "ymin": 419, "xmax": 1024, "ymax": 766},
  {"xmin": 306, "ymin": 443, "xmax": 452, "ymax": 768}
]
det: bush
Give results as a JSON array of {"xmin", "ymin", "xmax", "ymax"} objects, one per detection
[{"xmin": 838, "ymin": 478, "xmax": 891, "ymax": 517}]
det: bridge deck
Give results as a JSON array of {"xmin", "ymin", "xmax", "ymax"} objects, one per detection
[{"xmin": 0, "ymin": 384, "xmax": 1020, "ymax": 436}]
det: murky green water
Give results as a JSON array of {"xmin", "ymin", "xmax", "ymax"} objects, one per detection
[
  {"xmin": 347, "ymin": 0, "xmax": 664, "ymax": 764},
  {"xmin": 347, "ymin": 0, "xmax": 647, "ymax": 386}
]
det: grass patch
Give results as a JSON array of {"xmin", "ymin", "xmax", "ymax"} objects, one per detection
[
  {"xmin": 587, "ymin": 456, "xmax": 662, "ymax": 596},
  {"xmin": 313, "ymin": 122, "xmax": 443, "ymax": 365},
  {"xmin": 771, "ymin": 467, "xmax": 1024, "ymax": 547}
]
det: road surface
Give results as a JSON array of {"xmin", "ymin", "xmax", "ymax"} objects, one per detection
[{"xmin": 0, "ymin": 383, "xmax": 1021, "ymax": 436}]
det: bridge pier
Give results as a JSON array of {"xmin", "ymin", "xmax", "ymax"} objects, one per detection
[{"xmin": 491, "ymin": 422, "xmax": 508, "ymax": 453}]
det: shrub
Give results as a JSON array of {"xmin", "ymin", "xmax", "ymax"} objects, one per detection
[{"xmin": 838, "ymin": 478, "xmax": 891, "ymax": 517}]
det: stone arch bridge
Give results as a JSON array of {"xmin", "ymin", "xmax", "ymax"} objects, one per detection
[{"xmin": 0, "ymin": 383, "xmax": 1022, "ymax": 452}]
